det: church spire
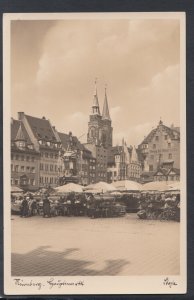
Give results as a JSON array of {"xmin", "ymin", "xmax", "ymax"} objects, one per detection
[
  {"xmin": 102, "ymin": 85, "xmax": 111, "ymax": 120},
  {"xmin": 92, "ymin": 78, "xmax": 100, "ymax": 115}
]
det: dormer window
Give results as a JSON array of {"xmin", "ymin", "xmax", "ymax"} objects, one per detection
[
  {"xmin": 16, "ymin": 141, "xmax": 26, "ymax": 149},
  {"xmin": 28, "ymin": 144, "xmax": 33, "ymax": 150}
]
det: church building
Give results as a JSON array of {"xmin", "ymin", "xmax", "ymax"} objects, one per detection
[{"xmin": 84, "ymin": 81, "xmax": 113, "ymax": 183}]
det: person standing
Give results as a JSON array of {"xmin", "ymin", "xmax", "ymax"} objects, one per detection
[
  {"xmin": 20, "ymin": 196, "xmax": 29, "ymax": 217},
  {"xmin": 43, "ymin": 195, "xmax": 51, "ymax": 218}
]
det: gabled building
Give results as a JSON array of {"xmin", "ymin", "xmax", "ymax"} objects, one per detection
[
  {"xmin": 11, "ymin": 118, "xmax": 39, "ymax": 190},
  {"xmin": 154, "ymin": 167, "xmax": 180, "ymax": 182},
  {"xmin": 17, "ymin": 112, "xmax": 64, "ymax": 188},
  {"xmin": 138, "ymin": 120, "xmax": 180, "ymax": 175},
  {"xmin": 107, "ymin": 140, "xmax": 142, "ymax": 183}
]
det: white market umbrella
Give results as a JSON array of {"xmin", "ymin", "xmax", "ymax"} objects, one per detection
[
  {"xmin": 85, "ymin": 189, "xmax": 102, "ymax": 194},
  {"xmin": 142, "ymin": 181, "xmax": 170, "ymax": 192},
  {"xmin": 85, "ymin": 181, "xmax": 116, "ymax": 193},
  {"xmin": 167, "ymin": 181, "xmax": 180, "ymax": 191},
  {"xmin": 11, "ymin": 186, "xmax": 24, "ymax": 193},
  {"xmin": 54, "ymin": 183, "xmax": 83, "ymax": 193},
  {"xmin": 113, "ymin": 180, "xmax": 142, "ymax": 191}
]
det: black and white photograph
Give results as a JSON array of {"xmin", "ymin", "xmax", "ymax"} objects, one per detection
[{"xmin": 3, "ymin": 12, "xmax": 186, "ymax": 295}]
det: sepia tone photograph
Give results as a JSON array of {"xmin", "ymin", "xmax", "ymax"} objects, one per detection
[{"xmin": 3, "ymin": 12, "xmax": 186, "ymax": 295}]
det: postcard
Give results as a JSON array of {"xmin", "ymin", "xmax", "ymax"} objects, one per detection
[{"xmin": 3, "ymin": 12, "xmax": 186, "ymax": 295}]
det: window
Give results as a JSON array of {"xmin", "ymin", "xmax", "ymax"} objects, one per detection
[
  {"xmin": 21, "ymin": 155, "xmax": 24, "ymax": 161},
  {"xmin": 26, "ymin": 156, "xmax": 29, "ymax": 161},
  {"xmin": 26, "ymin": 166, "xmax": 30, "ymax": 172},
  {"xmin": 40, "ymin": 163, "xmax": 44, "ymax": 171},
  {"xmin": 30, "ymin": 179, "xmax": 35, "ymax": 186},
  {"xmin": 155, "ymin": 136, "xmax": 159, "ymax": 141},
  {"xmin": 168, "ymin": 153, "xmax": 172, "ymax": 159},
  {"xmin": 31, "ymin": 167, "xmax": 35, "ymax": 173},
  {"xmin": 55, "ymin": 154, "xmax": 58, "ymax": 159},
  {"xmin": 16, "ymin": 155, "xmax": 19, "ymax": 160},
  {"xmin": 50, "ymin": 164, "xmax": 53, "ymax": 171},
  {"xmin": 165, "ymin": 135, "xmax": 168, "ymax": 140},
  {"xmin": 19, "ymin": 141, "xmax": 25, "ymax": 148},
  {"xmin": 50, "ymin": 153, "xmax": 53, "ymax": 158},
  {"xmin": 31, "ymin": 157, "xmax": 35, "ymax": 162},
  {"xmin": 11, "ymin": 154, "xmax": 14, "ymax": 160},
  {"xmin": 20, "ymin": 166, "xmax": 25, "ymax": 172},
  {"xmin": 153, "ymin": 144, "xmax": 156, "ymax": 149},
  {"xmin": 149, "ymin": 165, "xmax": 153, "ymax": 171},
  {"xmin": 15, "ymin": 165, "xmax": 19, "ymax": 172},
  {"xmin": 168, "ymin": 143, "xmax": 171, "ymax": 148},
  {"xmin": 45, "ymin": 164, "xmax": 49, "ymax": 171},
  {"xmin": 45, "ymin": 153, "xmax": 48, "ymax": 158},
  {"xmin": 15, "ymin": 179, "xmax": 19, "ymax": 185}
]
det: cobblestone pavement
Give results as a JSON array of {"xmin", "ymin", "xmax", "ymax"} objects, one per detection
[{"xmin": 11, "ymin": 214, "xmax": 180, "ymax": 276}]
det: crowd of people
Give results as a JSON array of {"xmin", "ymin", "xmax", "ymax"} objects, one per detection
[
  {"xmin": 137, "ymin": 192, "xmax": 180, "ymax": 221},
  {"xmin": 11, "ymin": 192, "xmax": 126, "ymax": 219},
  {"xmin": 11, "ymin": 190, "xmax": 180, "ymax": 221}
]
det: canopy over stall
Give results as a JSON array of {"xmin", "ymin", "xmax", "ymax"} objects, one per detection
[
  {"xmin": 54, "ymin": 183, "xmax": 83, "ymax": 193},
  {"xmin": 11, "ymin": 186, "xmax": 24, "ymax": 193},
  {"xmin": 85, "ymin": 181, "xmax": 116, "ymax": 193},
  {"xmin": 113, "ymin": 180, "xmax": 142, "ymax": 191},
  {"xmin": 142, "ymin": 181, "xmax": 170, "ymax": 192}
]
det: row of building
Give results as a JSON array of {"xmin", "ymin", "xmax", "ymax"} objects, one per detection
[{"xmin": 11, "ymin": 83, "xmax": 180, "ymax": 191}]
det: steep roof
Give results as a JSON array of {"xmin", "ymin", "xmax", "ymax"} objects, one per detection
[
  {"xmin": 11, "ymin": 119, "xmax": 31, "ymax": 144},
  {"xmin": 140, "ymin": 122, "xmax": 180, "ymax": 146},
  {"xmin": 25, "ymin": 115, "xmax": 58, "ymax": 142},
  {"xmin": 154, "ymin": 167, "xmax": 180, "ymax": 176},
  {"xmin": 58, "ymin": 132, "xmax": 83, "ymax": 150}
]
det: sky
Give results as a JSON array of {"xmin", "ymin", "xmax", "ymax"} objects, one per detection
[{"xmin": 11, "ymin": 17, "xmax": 180, "ymax": 146}]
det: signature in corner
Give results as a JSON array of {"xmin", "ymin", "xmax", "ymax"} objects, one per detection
[{"xmin": 163, "ymin": 277, "xmax": 178, "ymax": 288}]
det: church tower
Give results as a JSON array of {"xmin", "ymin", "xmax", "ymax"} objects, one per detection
[
  {"xmin": 87, "ymin": 80, "xmax": 102, "ymax": 145},
  {"xmin": 87, "ymin": 82, "xmax": 113, "ymax": 148},
  {"xmin": 101, "ymin": 86, "xmax": 113, "ymax": 148}
]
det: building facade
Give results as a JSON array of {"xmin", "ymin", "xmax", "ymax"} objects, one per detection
[
  {"xmin": 138, "ymin": 120, "xmax": 180, "ymax": 182},
  {"xmin": 107, "ymin": 140, "xmax": 142, "ymax": 183},
  {"xmin": 11, "ymin": 119, "xmax": 39, "ymax": 191}
]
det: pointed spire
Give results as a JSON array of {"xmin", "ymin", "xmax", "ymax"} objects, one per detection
[
  {"xmin": 15, "ymin": 121, "xmax": 25, "ymax": 141},
  {"xmin": 131, "ymin": 146, "xmax": 138, "ymax": 162},
  {"xmin": 102, "ymin": 85, "xmax": 111, "ymax": 120},
  {"xmin": 92, "ymin": 78, "xmax": 100, "ymax": 115}
]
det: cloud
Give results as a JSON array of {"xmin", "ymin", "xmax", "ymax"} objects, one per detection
[
  {"xmin": 110, "ymin": 106, "xmax": 122, "ymax": 122},
  {"xmin": 61, "ymin": 112, "xmax": 88, "ymax": 141},
  {"xmin": 113, "ymin": 122, "xmax": 153, "ymax": 146},
  {"xmin": 11, "ymin": 18, "xmax": 181, "ymax": 145}
]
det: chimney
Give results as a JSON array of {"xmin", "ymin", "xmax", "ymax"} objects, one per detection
[{"xmin": 18, "ymin": 112, "xmax": 24, "ymax": 121}]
